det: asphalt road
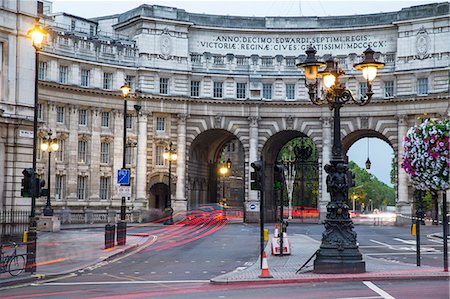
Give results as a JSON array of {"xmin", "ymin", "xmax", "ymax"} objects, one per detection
[{"xmin": 1, "ymin": 220, "xmax": 448, "ymax": 299}]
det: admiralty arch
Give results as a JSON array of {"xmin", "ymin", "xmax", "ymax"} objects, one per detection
[{"xmin": 0, "ymin": 2, "xmax": 449, "ymax": 223}]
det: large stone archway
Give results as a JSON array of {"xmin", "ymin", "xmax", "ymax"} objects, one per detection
[{"xmin": 187, "ymin": 129, "xmax": 245, "ymax": 214}]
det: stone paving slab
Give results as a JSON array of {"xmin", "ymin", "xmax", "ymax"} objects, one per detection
[{"xmin": 211, "ymin": 233, "xmax": 450, "ymax": 284}]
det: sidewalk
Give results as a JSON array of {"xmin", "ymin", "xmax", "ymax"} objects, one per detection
[
  {"xmin": 0, "ymin": 226, "xmax": 152, "ymax": 287},
  {"xmin": 211, "ymin": 233, "xmax": 450, "ymax": 284}
]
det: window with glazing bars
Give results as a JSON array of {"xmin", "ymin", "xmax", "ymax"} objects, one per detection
[
  {"xmin": 191, "ymin": 81, "xmax": 200, "ymax": 97},
  {"xmin": 417, "ymin": 78, "xmax": 428, "ymax": 95},
  {"xmin": 155, "ymin": 145, "xmax": 165, "ymax": 166},
  {"xmin": 55, "ymin": 175, "xmax": 65, "ymax": 200},
  {"xmin": 59, "ymin": 66, "xmax": 68, "ymax": 84},
  {"xmin": 100, "ymin": 142, "xmax": 109, "ymax": 164},
  {"xmin": 384, "ymin": 81, "xmax": 394, "ymax": 98},
  {"xmin": 78, "ymin": 140, "xmax": 87, "ymax": 163},
  {"xmin": 286, "ymin": 84, "xmax": 295, "ymax": 100},
  {"xmin": 101, "ymin": 112, "xmax": 110, "ymax": 128},
  {"xmin": 213, "ymin": 82, "xmax": 223, "ymax": 98},
  {"xmin": 77, "ymin": 176, "xmax": 87, "ymax": 200},
  {"xmin": 81, "ymin": 69, "xmax": 90, "ymax": 87},
  {"xmin": 79, "ymin": 109, "xmax": 87, "ymax": 126},
  {"xmin": 57, "ymin": 139, "xmax": 65, "ymax": 162},
  {"xmin": 56, "ymin": 106, "xmax": 65, "ymax": 124},
  {"xmin": 236, "ymin": 83, "xmax": 246, "ymax": 99},
  {"xmin": 103, "ymin": 72, "xmax": 112, "ymax": 90},
  {"xmin": 263, "ymin": 84, "xmax": 272, "ymax": 99},
  {"xmin": 360, "ymin": 82, "xmax": 368, "ymax": 97},
  {"xmin": 38, "ymin": 62, "xmax": 47, "ymax": 80},
  {"xmin": 156, "ymin": 117, "xmax": 165, "ymax": 132},
  {"xmin": 99, "ymin": 177, "xmax": 110, "ymax": 200},
  {"xmin": 160, "ymin": 78, "xmax": 169, "ymax": 94}
]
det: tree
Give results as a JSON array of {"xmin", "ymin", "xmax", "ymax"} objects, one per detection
[{"xmin": 348, "ymin": 161, "xmax": 395, "ymax": 210}]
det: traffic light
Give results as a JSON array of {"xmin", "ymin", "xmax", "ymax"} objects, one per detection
[
  {"xmin": 273, "ymin": 164, "xmax": 284, "ymax": 190},
  {"xmin": 35, "ymin": 178, "xmax": 46, "ymax": 197},
  {"xmin": 250, "ymin": 160, "xmax": 264, "ymax": 191},
  {"xmin": 21, "ymin": 168, "xmax": 35, "ymax": 197}
]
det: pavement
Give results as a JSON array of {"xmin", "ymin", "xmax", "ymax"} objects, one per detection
[
  {"xmin": 1, "ymin": 222, "xmax": 448, "ymax": 288},
  {"xmin": 0, "ymin": 223, "xmax": 156, "ymax": 287},
  {"xmin": 211, "ymin": 232, "xmax": 450, "ymax": 284}
]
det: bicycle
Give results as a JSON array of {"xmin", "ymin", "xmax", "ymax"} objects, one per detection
[{"xmin": 0, "ymin": 242, "xmax": 26, "ymax": 276}]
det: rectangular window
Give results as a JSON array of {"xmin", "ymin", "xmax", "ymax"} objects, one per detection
[
  {"xmin": 100, "ymin": 177, "xmax": 110, "ymax": 200},
  {"xmin": 101, "ymin": 112, "xmax": 110, "ymax": 128},
  {"xmin": 77, "ymin": 176, "xmax": 87, "ymax": 200},
  {"xmin": 55, "ymin": 175, "xmax": 65, "ymax": 200},
  {"xmin": 213, "ymin": 56, "xmax": 224, "ymax": 65},
  {"xmin": 103, "ymin": 72, "xmax": 112, "ymax": 90},
  {"xmin": 156, "ymin": 117, "xmax": 166, "ymax": 132},
  {"xmin": 213, "ymin": 82, "xmax": 223, "ymax": 98},
  {"xmin": 263, "ymin": 83, "xmax": 272, "ymax": 99},
  {"xmin": 56, "ymin": 106, "xmax": 65, "ymax": 124},
  {"xmin": 236, "ymin": 83, "xmax": 247, "ymax": 99},
  {"xmin": 261, "ymin": 57, "xmax": 273, "ymax": 66},
  {"xmin": 360, "ymin": 82, "xmax": 368, "ymax": 97},
  {"xmin": 37, "ymin": 103, "xmax": 43, "ymax": 120},
  {"xmin": 126, "ymin": 114, "xmax": 132, "ymax": 129},
  {"xmin": 59, "ymin": 66, "xmax": 68, "ymax": 84},
  {"xmin": 418, "ymin": 78, "xmax": 428, "ymax": 95},
  {"xmin": 286, "ymin": 84, "xmax": 295, "ymax": 100},
  {"xmin": 384, "ymin": 81, "xmax": 394, "ymax": 98},
  {"xmin": 78, "ymin": 140, "xmax": 87, "ymax": 163},
  {"xmin": 79, "ymin": 109, "xmax": 87, "ymax": 126},
  {"xmin": 71, "ymin": 19, "xmax": 76, "ymax": 30},
  {"xmin": 125, "ymin": 75, "xmax": 136, "ymax": 91},
  {"xmin": 89, "ymin": 25, "xmax": 95, "ymax": 36},
  {"xmin": 125, "ymin": 146, "xmax": 133, "ymax": 165},
  {"xmin": 81, "ymin": 69, "xmax": 90, "ymax": 87},
  {"xmin": 191, "ymin": 81, "xmax": 200, "ymax": 97},
  {"xmin": 57, "ymin": 139, "xmax": 65, "ymax": 162},
  {"xmin": 100, "ymin": 142, "xmax": 110, "ymax": 164},
  {"xmin": 155, "ymin": 145, "xmax": 165, "ymax": 166},
  {"xmin": 38, "ymin": 62, "xmax": 47, "ymax": 80},
  {"xmin": 285, "ymin": 58, "xmax": 296, "ymax": 67},
  {"xmin": 160, "ymin": 78, "xmax": 169, "ymax": 94}
]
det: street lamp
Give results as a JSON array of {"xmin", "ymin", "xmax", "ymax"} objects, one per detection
[
  {"xmin": 365, "ymin": 138, "xmax": 371, "ymax": 170},
  {"xmin": 40, "ymin": 131, "xmax": 59, "ymax": 216},
  {"xmin": 163, "ymin": 142, "xmax": 177, "ymax": 225},
  {"xmin": 297, "ymin": 46, "xmax": 384, "ymax": 274},
  {"xmin": 26, "ymin": 22, "xmax": 47, "ymax": 273},
  {"xmin": 219, "ymin": 158, "xmax": 232, "ymax": 207},
  {"xmin": 118, "ymin": 83, "xmax": 132, "ymax": 245}
]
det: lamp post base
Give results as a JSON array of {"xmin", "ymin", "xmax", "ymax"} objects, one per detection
[
  {"xmin": 313, "ymin": 247, "xmax": 365, "ymax": 274},
  {"xmin": 43, "ymin": 206, "xmax": 54, "ymax": 216}
]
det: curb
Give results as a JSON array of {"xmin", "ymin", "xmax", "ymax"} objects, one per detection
[
  {"xmin": 0, "ymin": 234, "xmax": 150, "ymax": 289},
  {"xmin": 210, "ymin": 273, "xmax": 450, "ymax": 285}
]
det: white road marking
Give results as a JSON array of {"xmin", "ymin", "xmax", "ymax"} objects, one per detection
[
  {"xmin": 363, "ymin": 281, "xmax": 396, "ymax": 299},
  {"xmin": 393, "ymin": 238, "xmax": 416, "ymax": 245},
  {"xmin": 203, "ymin": 271, "xmax": 208, "ymax": 273},
  {"xmin": 337, "ymin": 296, "xmax": 382, "ymax": 299},
  {"xmin": 44, "ymin": 280, "xmax": 210, "ymax": 286},
  {"xmin": 185, "ymin": 271, "xmax": 190, "ymax": 274},
  {"xmin": 366, "ymin": 252, "xmax": 440, "ymax": 256}
]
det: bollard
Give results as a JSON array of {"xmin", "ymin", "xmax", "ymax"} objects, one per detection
[
  {"xmin": 105, "ymin": 224, "xmax": 116, "ymax": 249},
  {"xmin": 116, "ymin": 221, "xmax": 127, "ymax": 246}
]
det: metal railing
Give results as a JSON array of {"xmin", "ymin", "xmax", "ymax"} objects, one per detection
[{"xmin": 0, "ymin": 211, "xmax": 30, "ymax": 242}]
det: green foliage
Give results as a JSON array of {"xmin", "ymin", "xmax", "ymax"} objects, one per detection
[{"xmin": 348, "ymin": 161, "xmax": 395, "ymax": 210}]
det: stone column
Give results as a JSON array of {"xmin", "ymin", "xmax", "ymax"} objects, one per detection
[
  {"xmin": 135, "ymin": 113, "xmax": 147, "ymax": 203},
  {"xmin": 396, "ymin": 115, "xmax": 412, "ymax": 224},
  {"xmin": 89, "ymin": 109, "xmax": 100, "ymax": 201},
  {"xmin": 320, "ymin": 116, "xmax": 332, "ymax": 222},
  {"xmin": 173, "ymin": 113, "xmax": 188, "ymax": 213},
  {"xmin": 66, "ymin": 106, "xmax": 78, "ymax": 201},
  {"xmin": 246, "ymin": 116, "xmax": 260, "ymax": 222}
]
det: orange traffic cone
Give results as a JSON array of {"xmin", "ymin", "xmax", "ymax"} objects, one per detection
[
  {"xmin": 274, "ymin": 224, "xmax": 279, "ymax": 237},
  {"xmin": 259, "ymin": 251, "xmax": 273, "ymax": 278}
]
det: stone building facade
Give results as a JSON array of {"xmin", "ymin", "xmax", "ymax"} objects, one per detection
[{"xmin": 0, "ymin": 1, "xmax": 449, "ymax": 223}]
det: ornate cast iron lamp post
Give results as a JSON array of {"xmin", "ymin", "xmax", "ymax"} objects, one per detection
[
  {"xmin": 297, "ymin": 46, "xmax": 384, "ymax": 273},
  {"xmin": 163, "ymin": 142, "xmax": 177, "ymax": 225},
  {"xmin": 40, "ymin": 130, "xmax": 59, "ymax": 216},
  {"xmin": 26, "ymin": 22, "xmax": 47, "ymax": 273},
  {"xmin": 219, "ymin": 157, "xmax": 232, "ymax": 209}
]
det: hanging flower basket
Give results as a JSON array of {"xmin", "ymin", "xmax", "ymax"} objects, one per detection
[{"xmin": 401, "ymin": 118, "xmax": 450, "ymax": 191}]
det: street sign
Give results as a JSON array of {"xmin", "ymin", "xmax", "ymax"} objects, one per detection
[
  {"xmin": 117, "ymin": 168, "xmax": 130, "ymax": 185},
  {"xmin": 246, "ymin": 202, "xmax": 259, "ymax": 212},
  {"xmin": 117, "ymin": 185, "xmax": 131, "ymax": 197}
]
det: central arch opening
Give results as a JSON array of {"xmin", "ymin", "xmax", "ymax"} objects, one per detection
[{"xmin": 187, "ymin": 129, "xmax": 245, "ymax": 218}]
